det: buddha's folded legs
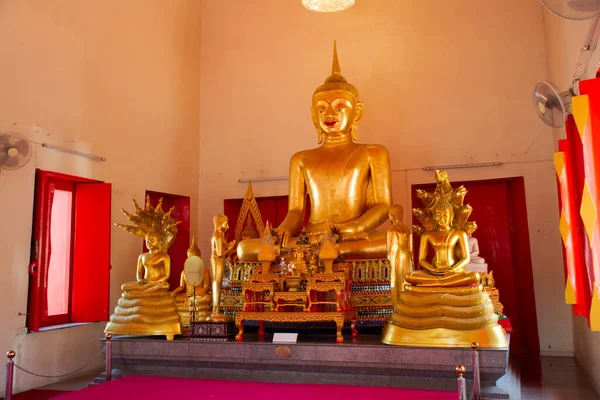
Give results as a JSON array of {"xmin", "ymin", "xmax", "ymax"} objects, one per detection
[
  {"xmin": 405, "ymin": 270, "xmax": 480, "ymax": 287},
  {"xmin": 236, "ymin": 231, "xmax": 387, "ymax": 261},
  {"xmin": 121, "ymin": 280, "xmax": 170, "ymax": 292}
]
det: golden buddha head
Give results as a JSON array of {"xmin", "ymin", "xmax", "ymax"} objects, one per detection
[
  {"xmin": 213, "ymin": 214, "xmax": 229, "ymax": 231},
  {"xmin": 312, "ymin": 41, "xmax": 364, "ymax": 143},
  {"xmin": 433, "ymin": 201, "xmax": 454, "ymax": 230},
  {"xmin": 145, "ymin": 227, "xmax": 164, "ymax": 252}
]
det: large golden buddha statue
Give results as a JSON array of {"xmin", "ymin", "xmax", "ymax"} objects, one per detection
[
  {"xmin": 105, "ymin": 197, "xmax": 182, "ymax": 340},
  {"xmin": 237, "ymin": 42, "xmax": 392, "ymax": 261},
  {"xmin": 382, "ymin": 171, "xmax": 507, "ymax": 348}
]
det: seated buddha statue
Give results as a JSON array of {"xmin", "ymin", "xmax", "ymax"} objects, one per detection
[
  {"xmin": 105, "ymin": 197, "xmax": 182, "ymax": 340},
  {"xmin": 171, "ymin": 236, "xmax": 212, "ymax": 327},
  {"xmin": 464, "ymin": 234, "xmax": 489, "ymax": 274},
  {"xmin": 405, "ymin": 200, "xmax": 480, "ymax": 288},
  {"xmin": 382, "ymin": 171, "xmax": 507, "ymax": 348},
  {"xmin": 236, "ymin": 41, "xmax": 392, "ymax": 261}
]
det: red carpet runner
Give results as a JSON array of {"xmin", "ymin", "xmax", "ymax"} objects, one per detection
[{"xmin": 50, "ymin": 376, "xmax": 456, "ymax": 399}]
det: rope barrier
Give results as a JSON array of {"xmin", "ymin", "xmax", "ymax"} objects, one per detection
[
  {"xmin": 3, "ymin": 334, "xmax": 113, "ymax": 400},
  {"xmin": 12, "ymin": 346, "xmax": 105, "ymax": 379}
]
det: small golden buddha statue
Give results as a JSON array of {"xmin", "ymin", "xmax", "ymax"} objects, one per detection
[
  {"xmin": 105, "ymin": 197, "xmax": 182, "ymax": 340},
  {"xmin": 237, "ymin": 41, "xmax": 392, "ymax": 261},
  {"xmin": 405, "ymin": 199, "xmax": 480, "ymax": 288},
  {"xmin": 319, "ymin": 228, "xmax": 339, "ymax": 274},
  {"xmin": 382, "ymin": 171, "xmax": 507, "ymax": 348},
  {"xmin": 172, "ymin": 236, "xmax": 212, "ymax": 327},
  {"xmin": 386, "ymin": 205, "xmax": 413, "ymax": 306},
  {"xmin": 209, "ymin": 214, "xmax": 236, "ymax": 322},
  {"xmin": 257, "ymin": 222, "xmax": 277, "ymax": 274}
]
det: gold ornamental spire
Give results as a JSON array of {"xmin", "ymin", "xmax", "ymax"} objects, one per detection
[
  {"xmin": 332, "ymin": 40, "xmax": 341, "ymax": 76},
  {"xmin": 314, "ymin": 41, "xmax": 359, "ymax": 100}
]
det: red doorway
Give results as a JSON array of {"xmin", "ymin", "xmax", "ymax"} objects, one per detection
[
  {"xmin": 412, "ymin": 177, "xmax": 539, "ymax": 355},
  {"xmin": 144, "ymin": 191, "xmax": 190, "ymax": 291}
]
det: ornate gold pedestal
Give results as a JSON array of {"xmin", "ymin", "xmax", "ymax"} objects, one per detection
[{"xmin": 381, "ymin": 322, "xmax": 507, "ymax": 348}]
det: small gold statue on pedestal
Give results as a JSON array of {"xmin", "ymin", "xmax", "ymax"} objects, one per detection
[
  {"xmin": 257, "ymin": 222, "xmax": 277, "ymax": 274},
  {"xmin": 209, "ymin": 214, "xmax": 236, "ymax": 322},
  {"xmin": 382, "ymin": 171, "xmax": 507, "ymax": 348},
  {"xmin": 105, "ymin": 197, "xmax": 182, "ymax": 340},
  {"xmin": 172, "ymin": 236, "xmax": 212, "ymax": 327},
  {"xmin": 386, "ymin": 205, "xmax": 413, "ymax": 306},
  {"xmin": 319, "ymin": 228, "xmax": 339, "ymax": 274}
]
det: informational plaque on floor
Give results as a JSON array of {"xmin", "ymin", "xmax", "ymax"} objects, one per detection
[{"xmin": 272, "ymin": 333, "xmax": 298, "ymax": 344}]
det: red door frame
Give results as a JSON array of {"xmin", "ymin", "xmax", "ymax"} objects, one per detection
[{"xmin": 28, "ymin": 170, "xmax": 107, "ymax": 332}]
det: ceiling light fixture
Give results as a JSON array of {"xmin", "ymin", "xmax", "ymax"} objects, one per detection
[{"xmin": 302, "ymin": 0, "xmax": 355, "ymax": 13}]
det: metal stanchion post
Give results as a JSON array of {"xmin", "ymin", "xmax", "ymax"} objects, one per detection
[
  {"xmin": 471, "ymin": 342, "xmax": 481, "ymax": 400},
  {"xmin": 105, "ymin": 334, "xmax": 112, "ymax": 382},
  {"xmin": 5, "ymin": 350, "xmax": 15, "ymax": 400},
  {"xmin": 456, "ymin": 364, "xmax": 467, "ymax": 400}
]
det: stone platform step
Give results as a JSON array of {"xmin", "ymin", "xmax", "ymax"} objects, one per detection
[{"xmin": 101, "ymin": 333, "xmax": 509, "ymax": 399}]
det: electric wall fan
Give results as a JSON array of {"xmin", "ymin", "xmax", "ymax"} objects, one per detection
[
  {"xmin": 534, "ymin": 82, "xmax": 574, "ymax": 127},
  {"xmin": 0, "ymin": 132, "xmax": 32, "ymax": 171},
  {"xmin": 533, "ymin": 0, "xmax": 600, "ymax": 127}
]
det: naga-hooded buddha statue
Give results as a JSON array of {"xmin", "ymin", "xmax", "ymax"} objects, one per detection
[
  {"xmin": 382, "ymin": 171, "xmax": 507, "ymax": 348},
  {"xmin": 105, "ymin": 197, "xmax": 182, "ymax": 340},
  {"xmin": 236, "ymin": 41, "xmax": 392, "ymax": 261}
]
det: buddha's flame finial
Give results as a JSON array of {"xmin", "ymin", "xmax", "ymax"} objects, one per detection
[
  {"xmin": 332, "ymin": 40, "xmax": 341, "ymax": 76},
  {"xmin": 187, "ymin": 235, "xmax": 201, "ymax": 258},
  {"xmin": 313, "ymin": 41, "xmax": 359, "ymax": 100}
]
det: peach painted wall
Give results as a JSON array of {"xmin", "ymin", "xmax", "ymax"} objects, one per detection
[
  {"xmin": 542, "ymin": 8, "xmax": 600, "ymax": 393},
  {"xmin": 0, "ymin": 0, "xmax": 201, "ymax": 394},
  {"xmin": 199, "ymin": 0, "xmax": 572, "ymax": 355}
]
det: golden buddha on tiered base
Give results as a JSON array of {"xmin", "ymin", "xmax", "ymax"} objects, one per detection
[
  {"xmin": 105, "ymin": 197, "xmax": 182, "ymax": 340},
  {"xmin": 382, "ymin": 171, "xmax": 507, "ymax": 348}
]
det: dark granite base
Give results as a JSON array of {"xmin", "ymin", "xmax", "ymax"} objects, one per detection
[{"xmin": 101, "ymin": 333, "xmax": 509, "ymax": 399}]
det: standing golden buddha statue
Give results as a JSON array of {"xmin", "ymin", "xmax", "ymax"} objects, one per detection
[
  {"xmin": 105, "ymin": 197, "xmax": 182, "ymax": 340},
  {"xmin": 382, "ymin": 171, "xmax": 507, "ymax": 348},
  {"xmin": 387, "ymin": 205, "xmax": 413, "ymax": 306},
  {"xmin": 236, "ymin": 41, "xmax": 392, "ymax": 261},
  {"xmin": 209, "ymin": 214, "xmax": 236, "ymax": 322}
]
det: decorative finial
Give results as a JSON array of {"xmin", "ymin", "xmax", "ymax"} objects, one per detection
[
  {"xmin": 7, "ymin": 350, "xmax": 15, "ymax": 360},
  {"xmin": 105, "ymin": 333, "xmax": 112, "ymax": 340},
  {"xmin": 313, "ymin": 41, "xmax": 359, "ymax": 99},
  {"xmin": 332, "ymin": 40, "xmax": 341, "ymax": 76},
  {"xmin": 471, "ymin": 342, "xmax": 479, "ymax": 350},
  {"xmin": 455, "ymin": 364, "xmax": 466, "ymax": 376}
]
